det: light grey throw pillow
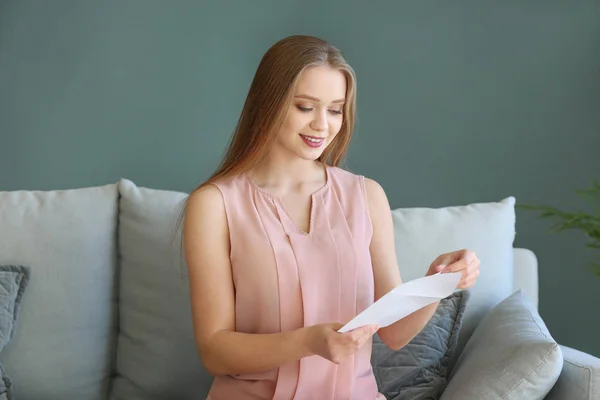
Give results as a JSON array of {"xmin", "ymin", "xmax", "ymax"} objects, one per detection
[
  {"xmin": 441, "ymin": 290, "xmax": 563, "ymax": 400},
  {"xmin": 0, "ymin": 265, "xmax": 31, "ymax": 400},
  {"xmin": 0, "ymin": 183, "xmax": 119, "ymax": 400},
  {"xmin": 371, "ymin": 290, "xmax": 470, "ymax": 400},
  {"xmin": 110, "ymin": 179, "xmax": 212, "ymax": 400}
]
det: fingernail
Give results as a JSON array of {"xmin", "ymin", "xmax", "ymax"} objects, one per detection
[{"xmin": 467, "ymin": 251, "xmax": 475, "ymax": 262}]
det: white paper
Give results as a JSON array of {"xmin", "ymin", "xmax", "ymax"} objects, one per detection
[{"xmin": 338, "ymin": 272, "xmax": 462, "ymax": 333}]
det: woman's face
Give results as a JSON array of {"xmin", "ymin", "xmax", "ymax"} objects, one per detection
[{"xmin": 275, "ymin": 64, "xmax": 347, "ymax": 162}]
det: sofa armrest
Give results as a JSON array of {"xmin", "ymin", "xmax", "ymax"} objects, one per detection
[
  {"xmin": 513, "ymin": 248, "xmax": 539, "ymax": 309},
  {"xmin": 545, "ymin": 345, "xmax": 600, "ymax": 400}
]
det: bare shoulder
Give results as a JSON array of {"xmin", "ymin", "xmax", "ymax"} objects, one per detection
[
  {"xmin": 330, "ymin": 166, "xmax": 382, "ymax": 192},
  {"xmin": 328, "ymin": 166, "xmax": 390, "ymax": 208},
  {"xmin": 183, "ymin": 183, "xmax": 235, "ymax": 355},
  {"xmin": 183, "ymin": 183, "xmax": 229, "ymax": 250},
  {"xmin": 363, "ymin": 177, "xmax": 384, "ymax": 195},
  {"xmin": 363, "ymin": 177, "xmax": 389, "ymax": 208},
  {"xmin": 187, "ymin": 183, "xmax": 225, "ymax": 212}
]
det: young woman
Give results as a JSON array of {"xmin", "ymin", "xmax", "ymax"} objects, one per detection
[{"xmin": 183, "ymin": 35, "xmax": 480, "ymax": 400}]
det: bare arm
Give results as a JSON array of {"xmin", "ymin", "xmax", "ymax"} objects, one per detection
[
  {"xmin": 184, "ymin": 184, "xmax": 376, "ymax": 375},
  {"xmin": 183, "ymin": 185, "xmax": 311, "ymax": 376},
  {"xmin": 364, "ymin": 178, "xmax": 440, "ymax": 351}
]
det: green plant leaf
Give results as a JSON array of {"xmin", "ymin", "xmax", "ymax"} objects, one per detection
[
  {"xmin": 591, "ymin": 261, "xmax": 600, "ymax": 276},
  {"xmin": 517, "ymin": 180, "xmax": 600, "ymax": 277},
  {"xmin": 575, "ymin": 180, "xmax": 600, "ymax": 209}
]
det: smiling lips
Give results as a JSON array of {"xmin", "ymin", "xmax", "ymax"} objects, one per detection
[{"xmin": 300, "ymin": 134, "xmax": 325, "ymax": 148}]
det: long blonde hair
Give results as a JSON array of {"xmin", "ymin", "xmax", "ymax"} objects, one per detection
[{"xmin": 175, "ymin": 35, "xmax": 357, "ymax": 247}]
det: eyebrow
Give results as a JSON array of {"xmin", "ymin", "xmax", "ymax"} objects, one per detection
[{"xmin": 294, "ymin": 94, "xmax": 346, "ymax": 104}]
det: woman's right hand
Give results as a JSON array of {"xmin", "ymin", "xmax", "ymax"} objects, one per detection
[{"xmin": 303, "ymin": 323, "xmax": 380, "ymax": 364}]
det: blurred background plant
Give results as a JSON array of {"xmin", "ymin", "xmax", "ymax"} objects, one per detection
[{"xmin": 518, "ymin": 180, "xmax": 600, "ymax": 276}]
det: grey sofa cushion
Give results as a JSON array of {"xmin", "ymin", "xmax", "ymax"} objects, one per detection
[
  {"xmin": 545, "ymin": 344, "xmax": 600, "ymax": 400},
  {"xmin": 371, "ymin": 290, "xmax": 470, "ymax": 400},
  {"xmin": 110, "ymin": 179, "xmax": 212, "ymax": 400},
  {"xmin": 0, "ymin": 265, "xmax": 30, "ymax": 400},
  {"xmin": 441, "ymin": 290, "xmax": 563, "ymax": 400},
  {"xmin": 0, "ymin": 184, "xmax": 119, "ymax": 400}
]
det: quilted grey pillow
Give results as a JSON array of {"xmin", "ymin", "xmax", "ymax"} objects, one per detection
[
  {"xmin": 371, "ymin": 290, "xmax": 470, "ymax": 400},
  {"xmin": 0, "ymin": 265, "xmax": 31, "ymax": 400}
]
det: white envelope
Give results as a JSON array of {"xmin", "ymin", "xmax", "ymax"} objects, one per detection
[{"xmin": 338, "ymin": 272, "xmax": 462, "ymax": 333}]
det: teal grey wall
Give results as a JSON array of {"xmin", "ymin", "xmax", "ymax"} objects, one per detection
[{"xmin": 1, "ymin": 1, "xmax": 599, "ymax": 356}]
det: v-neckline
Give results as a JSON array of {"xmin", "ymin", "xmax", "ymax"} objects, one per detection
[{"xmin": 246, "ymin": 164, "xmax": 330, "ymax": 236}]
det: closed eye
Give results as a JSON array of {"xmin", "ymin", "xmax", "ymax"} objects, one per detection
[{"xmin": 297, "ymin": 106, "xmax": 343, "ymax": 115}]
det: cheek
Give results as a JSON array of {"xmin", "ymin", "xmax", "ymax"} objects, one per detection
[
  {"xmin": 329, "ymin": 118, "xmax": 344, "ymax": 136},
  {"xmin": 279, "ymin": 119, "xmax": 299, "ymax": 140},
  {"xmin": 284, "ymin": 113, "xmax": 307, "ymax": 133}
]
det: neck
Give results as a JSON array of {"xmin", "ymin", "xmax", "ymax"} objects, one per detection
[{"xmin": 249, "ymin": 152, "xmax": 325, "ymax": 188}]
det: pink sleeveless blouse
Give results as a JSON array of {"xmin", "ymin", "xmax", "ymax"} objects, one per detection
[{"xmin": 207, "ymin": 164, "xmax": 383, "ymax": 400}]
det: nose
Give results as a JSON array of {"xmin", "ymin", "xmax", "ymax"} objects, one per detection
[{"xmin": 310, "ymin": 109, "xmax": 328, "ymax": 132}]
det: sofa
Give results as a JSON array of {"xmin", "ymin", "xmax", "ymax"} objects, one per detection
[{"xmin": 0, "ymin": 178, "xmax": 598, "ymax": 400}]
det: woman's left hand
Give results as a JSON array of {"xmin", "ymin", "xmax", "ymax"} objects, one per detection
[{"xmin": 427, "ymin": 249, "xmax": 480, "ymax": 289}]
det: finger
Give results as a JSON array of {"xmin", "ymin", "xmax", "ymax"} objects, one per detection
[
  {"xmin": 462, "ymin": 267, "xmax": 480, "ymax": 281},
  {"xmin": 430, "ymin": 252, "xmax": 455, "ymax": 270},
  {"xmin": 347, "ymin": 330, "xmax": 371, "ymax": 346},
  {"xmin": 468, "ymin": 261, "xmax": 480, "ymax": 275},
  {"xmin": 357, "ymin": 331, "xmax": 375, "ymax": 347},
  {"xmin": 464, "ymin": 249, "xmax": 476, "ymax": 263},
  {"xmin": 451, "ymin": 250, "xmax": 476, "ymax": 268},
  {"xmin": 450, "ymin": 249, "xmax": 471, "ymax": 264},
  {"xmin": 461, "ymin": 263, "xmax": 477, "ymax": 277},
  {"xmin": 354, "ymin": 326, "xmax": 379, "ymax": 347},
  {"xmin": 457, "ymin": 279, "xmax": 470, "ymax": 289},
  {"xmin": 348, "ymin": 325, "xmax": 378, "ymax": 341},
  {"xmin": 448, "ymin": 251, "xmax": 478, "ymax": 273},
  {"xmin": 466, "ymin": 255, "xmax": 480, "ymax": 268},
  {"xmin": 465, "ymin": 263, "xmax": 480, "ymax": 281},
  {"xmin": 457, "ymin": 275, "xmax": 471, "ymax": 288},
  {"xmin": 329, "ymin": 323, "xmax": 344, "ymax": 331},
  {"xmin": 459, "ymin": 277, "xmax": 476, "ymax": 289},
  {"xmin": 442, "ymin": 259, "xmax": 467, "ymax": 273},
  {"xmin": 458, "ymin": 270, "xmax": 480, "ymax": 288}
]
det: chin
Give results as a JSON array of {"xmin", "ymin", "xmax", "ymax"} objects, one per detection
[
  {"xmin": 296, "ymin": 153, "xmax": 323, "ymax": 162},
  {"xmin": 298, "ymin": 147, "xmax": 327, "ymax": 161}
]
